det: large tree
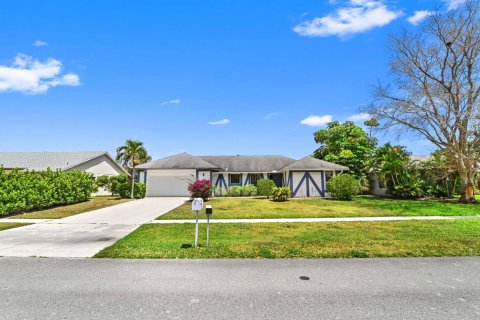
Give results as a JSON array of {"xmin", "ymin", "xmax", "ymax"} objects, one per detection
[
  {"xmin": 313, "ymin": 121, "xmax": 376, "ymax": 178},
  {"xmin": 370, "ymin": 1, "xmax": 480, "ymax": 202},
  {"xmin": 115, "ymin": 139, "xmax": 151, "ymax": 199}
]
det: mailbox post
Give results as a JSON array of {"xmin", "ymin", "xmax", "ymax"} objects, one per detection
[
  {"xmin": 205, "ymin": 205, "xmax": 213, "ymax": 248},
  {"xmin": 191, "ymin": 198, "xmax": 204, "ymax": 248}
]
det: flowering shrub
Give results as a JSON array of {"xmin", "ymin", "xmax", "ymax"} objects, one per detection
[{"xmin": 188, "ymin": 179, "xmax": 212, "ymax": 200}]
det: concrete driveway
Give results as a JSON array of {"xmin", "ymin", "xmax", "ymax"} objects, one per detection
[{"xmin": 0, "ymin": 197, "xmax": 187, "ymax": 258}]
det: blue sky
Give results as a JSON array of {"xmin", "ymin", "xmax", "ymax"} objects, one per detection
[{"xmin": 0, "ymin": 0, "xmax": 461, "ymax": 159}]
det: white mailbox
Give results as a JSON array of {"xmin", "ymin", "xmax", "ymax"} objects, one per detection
[{"xmin": 192, "ymin": 198, "xmax": 204, "ymax": 211}]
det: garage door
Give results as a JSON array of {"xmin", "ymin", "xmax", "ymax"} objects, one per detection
[{"xmin": 146, "ymin": 170, "xmax": 194, "ymax": 197}]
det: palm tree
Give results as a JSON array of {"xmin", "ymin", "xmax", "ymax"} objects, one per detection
[{"xmin": 115, "ymin": 140, "xmax": 151, "ymax": 199}]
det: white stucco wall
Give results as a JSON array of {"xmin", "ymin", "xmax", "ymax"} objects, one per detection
[
  {"xmin": 68, "ymin": 155, "xmax": 125, "ymax": 177},
  {"xmin": 287, "ymin": 171, "xmax": 325, "ymax": 198},
  {"xmin": 67, "ymin": 155, "xmax": 125, "ymax": 196},
  {"xmin": 197, "ymin": 171, "xmax": 211, "ymax": 181}
]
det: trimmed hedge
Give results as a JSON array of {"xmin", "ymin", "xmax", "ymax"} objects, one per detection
[{"xmin": 0, "ymin": 168, "xmax": 95, "ymax": 216}]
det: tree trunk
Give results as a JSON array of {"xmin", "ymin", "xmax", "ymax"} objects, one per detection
[
  {"xmin": 131, "ymin": 164, "xmax": 135, "ymax": 199},
  {"xmin": 459, "ymin": 171, "xmax": 475, "ymax": 203}
]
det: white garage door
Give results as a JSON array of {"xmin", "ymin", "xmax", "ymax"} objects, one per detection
[{"xmin": 146, "ymin": 169, "xmax": 194, "ymax": 197}]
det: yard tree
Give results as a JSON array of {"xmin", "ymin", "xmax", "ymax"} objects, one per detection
[
  {"xmin": 313, "ymin": 121, "xmax": 376, "ymax": 178},
  {"xmin": 364, "ymin": 117, "xmax": 379, "ymax": 138},
  {"xmin": 115, "ymin": 139, "xmax": 151, "ymax": 199},
  {"xmin": 370, "ymin": 1, "xmax": 480, "ymax": 202}
]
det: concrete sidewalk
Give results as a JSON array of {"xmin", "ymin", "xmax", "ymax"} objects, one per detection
[
  {"xmin": 0, "ymin": 197, "xmax": 187, "ymax": 258},
  {"xmin": 151, "ymin": 215, "xmax": 480, "ymax": 224}
]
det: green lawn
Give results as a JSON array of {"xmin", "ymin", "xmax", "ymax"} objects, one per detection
[
  {"xmin": 9, "ymin": 196, "xmax": 131, "ymax": 219},
  {"xmin": 95, "ymin": 220, "xmax": 480, "ymax": 259},
  {"xmin": 0, "ymin": 223, "xmax": 30, "ymax": 231},
  {"xmin": 157, "ymin": 196, "xmax": 480, "ymax": 220}
]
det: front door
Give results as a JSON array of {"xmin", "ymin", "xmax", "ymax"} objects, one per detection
[{"xmin": 268, "ymin": 173, "xmax": 283, "ymax": 187}]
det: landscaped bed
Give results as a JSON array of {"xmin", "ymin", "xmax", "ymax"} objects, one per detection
[
  {"xmin": 0, "ymin": 223, "xmax": 30, "ymax": 231},
  {"xmin": 95, "ymin": 219, "xmax": 480, "ymax": 259},
  {"xmin": 8, "ymin": 196, "xmax": 131, "ymax": 219},
  {"xmin": 157, "ymin": 196, "xmax": 480, "ymax": 220}
]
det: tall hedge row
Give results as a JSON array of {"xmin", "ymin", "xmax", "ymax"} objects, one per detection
[{"xmin": 0, "ymin": 168, "xmax": 95, "ymax": 216}]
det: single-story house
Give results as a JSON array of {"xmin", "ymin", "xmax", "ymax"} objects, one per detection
[
  {"xmin": 136, "ymin": 152, "xmax": 348, "ymax": 197},
  {"xmin": 0, "ymin": 151, "xmax": 127, "ymax": 195}
]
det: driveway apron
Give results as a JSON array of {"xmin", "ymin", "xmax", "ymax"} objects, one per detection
[{"xmin": 0, "ymin": 197, "xmax": 187, "ymax": 258}]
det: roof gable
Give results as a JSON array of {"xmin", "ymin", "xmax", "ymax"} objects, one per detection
[{"xmin": 281, "ymin": 156, "xmax": 349, "ymax": 171}]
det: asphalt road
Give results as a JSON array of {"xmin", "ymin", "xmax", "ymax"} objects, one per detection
[{"xmin": 1, "ymin": 257, "xmax": 479, "ymax": 319}]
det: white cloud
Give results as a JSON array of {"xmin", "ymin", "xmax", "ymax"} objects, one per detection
[
  {"xmin": 407, "ymin": 10, "xmax": 434, "ymax": 25},
  {"xmin": 300, "ymin": 115, "xmax": 332, "ymax": 126},
  {"xmin": 293, "ymin": 0, "xmax": 402, "ymax": 38},
  {"xmin": 264, "ymin": 112, "xmax": 279, "ymax": 120},
  {"xmin": 348, "ymin": 112, "xmax": 371, "ymax": 122},
  {"xmin": 444, "ymin": 0, "xmax": 466, "ymax": 10},
  {"xmin": 0, "ymin": 54, "xmax": 80, "ymax": 94},
  {"xmin": 208, "ymin": 118, "xmax": 230, "ymax": 125},
  {"xmin": 33, "ymin": 40, "xmax": 47, "ymax": 47},
  {"xmin": 160, "ymin": 98, "xmax": 181, "ymax": 106}
]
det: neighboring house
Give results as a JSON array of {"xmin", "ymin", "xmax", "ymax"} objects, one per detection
[
  {"xmin": 136, "ymin": 152, "xmax": 348, "ymax": 197},
  {"xmin": 368, "ymin": 154, "xmax": 432, "ymax": 197},
  {"xmin": 0, "ymin": 151, "xmax": 127, "ymax": 195}
]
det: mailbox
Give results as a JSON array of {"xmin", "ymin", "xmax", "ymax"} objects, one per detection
[
  {"xmin": 206, "ymin": 205, "xmax": 213, "ymax": 216},
  {"xmin": 192, "ymin": 198, "xmax": 204, "ymax": 211}
]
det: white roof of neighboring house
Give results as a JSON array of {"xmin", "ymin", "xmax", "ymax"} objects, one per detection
[{"xmin": 0, "ymin": 151, "xmax": 126, "ymax": 173}]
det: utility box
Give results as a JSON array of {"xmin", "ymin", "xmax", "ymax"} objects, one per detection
[{"xmin": 206, "ymin": 205, "xmax": 213, "ymax": 216}]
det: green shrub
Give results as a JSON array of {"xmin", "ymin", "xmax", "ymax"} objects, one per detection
[
  {"xmin": 110, "ymin": 174, "xmax": 146, "ymax": 199},
  {"xmin": 224, "ymin": 184, "xmax": 258, "ymax": 197},
  {"xmin": 272, "ymin": 187, "xmax": 291, "ymax": 202},
  {"xmin": 326, "ymin": 174, "xmax": 361, "ymax": 200},
  {"xmin": 0, "ymin": 168, "xmax": 95, "ymax": 216},
  {"xmin": 95, "ymin": 175, "xmax": 112, "ymax": 193},
  {"xmin": 257, "ymin": 179, "xmax": 276, "ymax": 198},
  {"xmin": 226, "ymin": 186, "xmax": 243, "ymax": 197},
  {"xmin": 242, "ymin": 184, "xmax": 257, "ymax": 196}
]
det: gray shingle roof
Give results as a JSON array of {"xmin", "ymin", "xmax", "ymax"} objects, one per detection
[
  {"xmin": 136, "ymin": 152, "xmax": 219, "ymax": 170},
  {"xmin": 0, "ymin": 151, "xmax": 116, "ymax": 171},
  {"xmin": 199, "ymin": 155, "xmax": 295, "ymax": 172},
  {"xmin": 138, "ymin": 153, "xmax": 348, "ymax": 172},
  {"xmin": 281, "ymin": 156, "xmax": 349, "ymax": 171}
]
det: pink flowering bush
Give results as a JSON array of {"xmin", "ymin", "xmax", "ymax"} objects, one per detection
[{"xmin": 188, "ymin": 179, "xmax": 212, "ymax": 200}]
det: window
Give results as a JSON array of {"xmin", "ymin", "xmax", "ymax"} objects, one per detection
[
  {"xmin": 250, "ymin": 173, "xmax": 263, "ymax": 185},
  {"xmin": 229, "ymin": 174, "xmax": 242, "ymax": 185}
]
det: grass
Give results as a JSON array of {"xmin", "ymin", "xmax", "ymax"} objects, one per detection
[
  {"xmin": 0, "ymin": 223, "xmax": 30, "ymax": 231},
  {"xmin": 157, "ymin": 196, "xmax": 480, "ymax": 220},
  {"xmin": 95, "ymin": 220, "xmax": 480, "ymax": 259},
  {"xmin": 8, "ymin": 196, "xmax": 131, "ymax": 219}
]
